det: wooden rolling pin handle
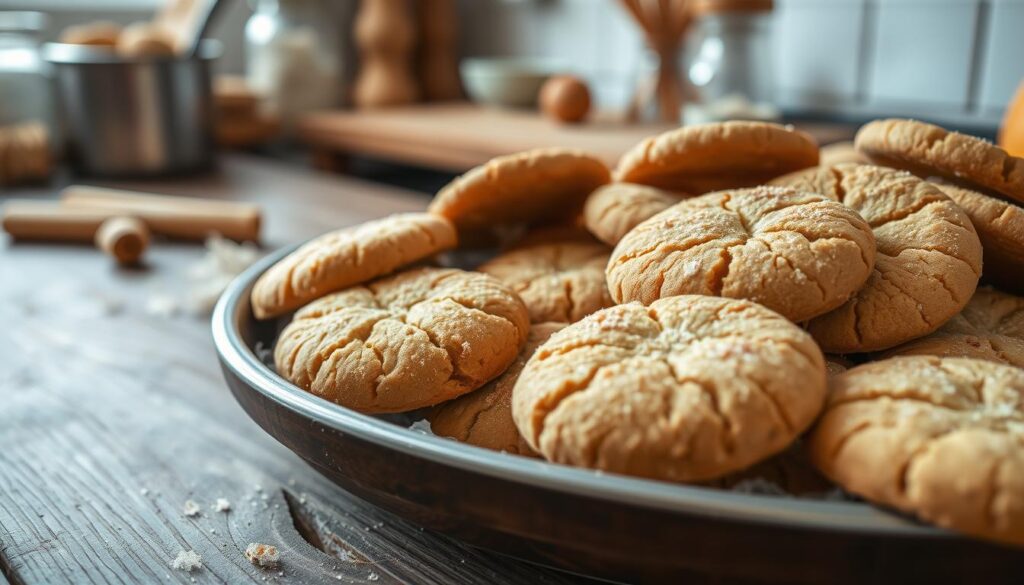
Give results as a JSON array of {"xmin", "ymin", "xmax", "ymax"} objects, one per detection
[
  {"xmin": 95, "ymin": 216, "xmax": 149, "ymax": 265},
  {"xmin": 61, "ymin": 185, "xmax": 262, "ymax": 242}
]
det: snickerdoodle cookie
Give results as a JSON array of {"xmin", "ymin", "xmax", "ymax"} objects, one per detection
[
  {"xmin": 772, "ymin": 164, "xmax": 982, "ymax": 352},
  {"xmin": 275, "ymin": 267, "xmax": 529, "ymax": 413},
  {"xmin": 428, "ymin": 148, "xmax": 610, "ymax": 240},
  {"xmin": 614, "ymin": 121, "xmax": 819, "ymax": 193},
  {"xmin": 886, "ymin": 288, "xmax": 1024, "ymax": 367},
  {"xmin": 428, "ymin": 322, "xmax": 565, "ymax": 456},
  {"xmin": 479, "ymin": 239, "xmax": 612, "ymax": 323},
  {"xmin": 512, "ymin": 295, "xmax": 826, "ymax": 482},
  {"xmin": 931, "ymin": 180, "xmax": 1024, "ymax": 294},
  {"xmin": 605, "ymin": 186, "xmax": 875, "ymax": 323},
  {"xmin": 251, "ymin": 213, "xmax": 456, "ymax": 319},
  {"xmin": 856, "ymin": 118, "xmax": 1024, "ymax": 204},
  {"xmin": 582, "ymin": 183, "xmax": 685, "ymax": 246},
  {"xmin": 808, "ymin": 356, "xmax": 1024, "ymax": 547}
]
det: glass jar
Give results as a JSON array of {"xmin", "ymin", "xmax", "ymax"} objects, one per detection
[
  {"xmin": 0, "ymin": 12, "xmax": 50, "ymax": 128},
  {"xmin": 685, "ymin": 0, "xmax": 778, "ymax": 125},
  {"xmin": 245, "ymin": 0, "xmax": 345, "ymax": 127}
]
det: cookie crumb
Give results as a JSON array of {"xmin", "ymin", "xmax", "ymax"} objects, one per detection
[
  {"xmin": 245, "ymin": 543, "xmax": 280, "ymax": 568},
  {"xmin": 170, "ymin": 550, "xmax": 202, "ymax": 572},
  {"xmin": 367, "ymin": 572, "xmax": 379, "ymax": 582},
  {"xmin": 213, "ymin": 498, "xmax": 231, "ymax": 512},
  {"xmin": 182, "ymin": 500, "xmax": 201, "ymax": 517}
]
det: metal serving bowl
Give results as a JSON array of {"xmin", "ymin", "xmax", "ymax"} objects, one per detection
[
  {"xmin": 213, "ymin": 247, "xmax": 1024, "ymax": 584},
  {"xmin": 45, "ymin": 41, "xmax": 220, "ymax": 177}
]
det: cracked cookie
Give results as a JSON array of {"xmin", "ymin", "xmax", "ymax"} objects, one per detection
[
  {"xmin": 605, "ymin": 186, "xmax": 876, "ymax": 323},
  {"xmin": 274, "ymin": 267, "xmax": 529, "ymax": 413},
  {"xmin": 613, "ymin": 121, "xmax": 819, "ymax": 193},
  {"xmin": 582, "ymin": 183, "xmax": 685, "ymax": 246},
  {"xmin": 856, "ymin": 118, "xmax": 1024, "ymax": 205},
  {"xmin": 479, "ymin": 238, "xmax": 613, "ymax": 323},
  {"xmin": 512, "ymin": 295, "xmax": 827, "ymax": 482},
  {"xmin": 808, "ymin": 356, "xmax": 1024, "ymax": 547},
  {"xmin": 251, "ymin": 213, "xmax": 457, "ymax": 319},
  {"xmin": 930, "ymin": 180, "xmax": 1024, "ymax": 294},
  {"xmin": 885, "ymin": 288, "xmax": 1024, "ymax": 368},
  {"xmin": 772, "ymin": 163, "xmax": 982, "ymax": 352},
  {"xmin": 428, "ymin": 322, "xmax": 565, "ymax": 456},
  {"xmin": 428, "ymin": 148, "xmax": 610, "ymax": 243}
]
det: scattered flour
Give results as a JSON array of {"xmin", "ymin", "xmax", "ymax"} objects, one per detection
[
  {"xmin": 213, "ymin": 498, "xmax": 232, "ymax": 512},
  {"xmin": 170, "ymin": 550, "xmax": 202, "ymax": 572},
  {"xmin": 182, "ymin": 499, "xmax": 201, "ymax": 517}
]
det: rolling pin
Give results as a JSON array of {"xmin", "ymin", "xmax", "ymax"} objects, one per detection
[
  {"xmin": 60, "ymin": 185, "xmax": 262, "ymax": 242},
  {"xmin": 2, "ymin": 201, "xmax": 115, "ymax": 241}
]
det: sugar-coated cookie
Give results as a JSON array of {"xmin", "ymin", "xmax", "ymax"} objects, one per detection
[
  {"xmin": 251, "ymin": 213, "xmax": 456, "ymax": 319},
  {"xmin": 931, "ymin": 180, "xmax": 1024, "ymax": 294},
  {"xmin": 809, "ymin": 356, "xmax": 1024, "ymax": 547},
  {"xmin": 582, "ymin": 183, "xmax": 685, "ymax": 246},
  {"xmin": 856, "ymin": 118, "xmax": 1024, "ymax": 204},
  {"xmin": 886, "ymin": 288, "xmax": 1024, "ymax": 368},
  {"xmin": 275, "ymin": 267, "xmax": 529, "ymax": 413},
  {"xmin": 428, "ymin": 322, "xmax": 565, "ymax": 456},
  {"xmin": 772, "ymin": 164, "xmax": 982, "ymax": 352},
  {"xmin": 606, "ymin": 186, "xmax": 875, "ymax": 322},
  {"xmin": 512, "ymin": 295, "xmax": 826, "ymax": 482},
  {"xmin": 479, "ymin": 239, "xmax": 612, "ymax": 323},
  {"xmin": 614, "ymin": 121, "xmax": 818, "ymax": 193},
  {"xmin": 429, "ymin": 148, "xmax": 610, "ymax": 242}
]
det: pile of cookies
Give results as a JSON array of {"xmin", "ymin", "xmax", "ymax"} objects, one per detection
[{"xmin": 253, "ymin": 119, "xmax": 1024, "ymax": 548}]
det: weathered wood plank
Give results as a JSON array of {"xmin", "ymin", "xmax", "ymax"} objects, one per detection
[{"xmin": 0, "ymin": 156, "xmax": 595, "ymax": 585}]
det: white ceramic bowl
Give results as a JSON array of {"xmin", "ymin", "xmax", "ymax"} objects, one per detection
[{"xmin": 460, "ymin": 58, "xmax": 560, "ymax": 109}]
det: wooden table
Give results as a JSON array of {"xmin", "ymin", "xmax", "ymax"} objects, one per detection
[
  {"xmin": 298, "ymin": 103, "xmax": 856, "ymax": 173},
  {"xmin": 0, "ymin": 155, "xmax": 591, "ymax": 585}
]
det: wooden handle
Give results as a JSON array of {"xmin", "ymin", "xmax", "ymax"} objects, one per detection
[
  {"xmin": 61, "ymin": 186, "xmax": 261, "ymax": 242},
  {"xmin": 2, "ymin": 201, "xmax": 113, "ymax": 241},
  {"xmin": 95, "ymin": 216, "xmax": 149, "ymax": 265}
]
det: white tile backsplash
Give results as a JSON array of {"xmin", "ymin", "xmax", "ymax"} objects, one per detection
[
  {"xmin": 867, "ymin": 0, "xmax": 980, "ymax": 109},
  {"xmin": 978, "ymin": 0, "xmax": 1024, "ymax": 115}
]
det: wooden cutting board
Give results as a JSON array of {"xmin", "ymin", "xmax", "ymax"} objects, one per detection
[{"xmin": 297, "ymin": 102, "xmax": 855, "ymax": 172}]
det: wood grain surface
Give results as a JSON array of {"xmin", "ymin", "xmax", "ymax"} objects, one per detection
[
  {"xmin": 297, "ymin": 103, "xmax": 855, "ymax": 172},
  {"xmin": 0, "ymin": 155, "xmax": 592, "ymax": 585}
]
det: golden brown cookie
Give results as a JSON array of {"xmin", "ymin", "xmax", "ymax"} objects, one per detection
[
  {"xmin": 808, "ymin": 356, "xmax": 1024, "ymax": 547},
  {"xmin": 931, "ymin": 180, "xmax": 1024, "ymax": 294},
  {"xmin": 885, "ymin": 288, "xmax": 1024, "ymax": 367},
  {"xmin": 820, "ymin": 141, "xmax": 869, "ymax": 167},
  {"xmin": 59, "ymin": 21, "xmax": 121, "ymax": 47},
  {"xmin": 855, "ymin": 118, "xmax": 1024, "ymax": 204},
  {"xmin": 428, "ymin": 148, "xmax": 610, "ymax": 241},
  {"xmin": 614, "ymin": 121, "xmax": 819, "ymax": 193},
  {"xmin": 512, "ymin": 295, "xmax": 826, "ymax": 482},
  {"xmin": 479, "ymin": 239, "xmax": 612, "ymax": 323},
  {"xmin": 582, "ymin": 183, "xmax": 685, "ymax": 246},
  {"xmin": 605, "ymin": 186, "xmax": 875, "ymax": 323},
  {"xmin": 251, "ymin": 213, "xmax": 456, "ymax": 319},
  {"xmin": 772, "ymin": 164, "xmax": 982, "ymax": 352},
  {"xmin": 275, "ymin": 267, "xmax": 529, "ymax": 414},
  {"xmin": 428, "ymin": 322, "xmax": 565, "ymax": 456}
]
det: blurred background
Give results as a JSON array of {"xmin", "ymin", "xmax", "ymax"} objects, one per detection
[{"xmin": 1, "ymin": 0, "xmax": 1022, "ymax": 191}]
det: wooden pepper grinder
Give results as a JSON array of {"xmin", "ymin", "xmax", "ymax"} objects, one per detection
[
  {"xmin": 418, "ymin": 0, "xmax": 463, "ymax": 101},
  {"xmin": 353, "ymin": 0, "xmax": 420, "ymax": 108}
]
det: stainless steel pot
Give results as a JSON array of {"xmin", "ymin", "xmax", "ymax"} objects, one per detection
[{"xmin": 45, "ymin": 41, "xmax": 221, "ymax": 177}]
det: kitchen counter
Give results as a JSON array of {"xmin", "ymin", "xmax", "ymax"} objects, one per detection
[{"xmin": 0, "ymin": 155, "xmax": 593, "ymax": 585}]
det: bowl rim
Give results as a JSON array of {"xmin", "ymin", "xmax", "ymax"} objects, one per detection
[{"xmin": 212, "ymin": 245, "xmax": 948, "ymax": 538}]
